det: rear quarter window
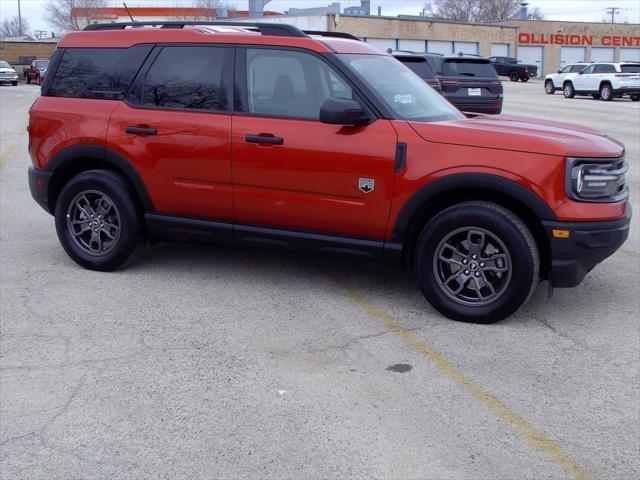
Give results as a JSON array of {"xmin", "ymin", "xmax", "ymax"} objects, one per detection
[
  {"xmin": 444, "ymin": 60, "xmax": 498, "ymax": 78},
  {"xmin": 621, "ymin": 64, "xmax": 640, "ymax": 73},
  {"xmin": 48, "ymin": 45, "xmax": 152, "ymax": 100},
  {"xmin": 396, "ymin": 57, "xmax": 436, "ymax": 79}
]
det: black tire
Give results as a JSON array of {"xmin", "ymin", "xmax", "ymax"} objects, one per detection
[
  {"xmin": 631, "ymin": 95, "xmax": 640, "ymax": 102},
  {"xmin": 54, "ymin": 170, "xmax": 142, "ymax": 271},
  {"xmin": 415, "ymin": 202, "xmax": 539, "ymax": 323},
  {"xmin": 563, "ymin": 82, "xmax": 575, "ymax": 98},
  {"xmin": 544, "ymin": 80, "xmax": 555, "ymax": 94},
  {"xmin": 520, "ymin": 76, "xmax": 530, "ymax": 82},
  {"xmin": 11, "ymin": 81, "xmax": 17, "ymax": 86},
  {"xmin": 599, "ymin": 83, "xmax": 613, "ymax": 101},
  {"xmin": 509, "ymin": 71, "xmax": 519, "ymax": 82}
]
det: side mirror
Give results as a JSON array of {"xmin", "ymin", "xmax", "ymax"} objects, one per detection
[{"xmin": 320, "ymin": 98, "xmax": 371, "ymax": 126}]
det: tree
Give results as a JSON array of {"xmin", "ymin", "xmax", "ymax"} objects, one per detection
[
  {"xmin": 527, "ymin": 6, "xmax": 544, "ymax": 20},
  {"xmin": 45, "ymin": 0, "xmax": 107, "ymax": 32},
  {"xmin": 0, "ymin": 15, "xmax": 30, "ymax": 37},
  {"xmin": 423, "ymin": 0, "xmax": 530, "ymax": 23},
  {"xmin": 171, "ymin": 0, "xmax": 237, "ymax": 21}
]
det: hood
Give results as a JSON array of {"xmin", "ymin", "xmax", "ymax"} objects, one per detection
[
  {"xmin": 0, "ymin": 68, "xmax": 16, "ymax": 73},
  {"xmin": 409, "ymin": 114, "xmax": 624, "ymax": 158}
]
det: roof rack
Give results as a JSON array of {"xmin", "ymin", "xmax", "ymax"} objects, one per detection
[
  {"xmin": 83, "ymin": 21, "xmax": 308, "ymax": 38},
  {"xmin": 303, "ymin": 31, "xmax": 361, "ymax": 41}
]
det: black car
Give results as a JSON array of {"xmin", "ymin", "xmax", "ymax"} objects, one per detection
[
  {"xmin": 397, "ymin": 53, "xmax": 503, "ymax": 114},
  {"xmin": 392, "ymin": 53, "xmax": 441, "ymax": 92}
]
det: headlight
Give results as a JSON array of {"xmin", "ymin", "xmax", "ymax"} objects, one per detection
[{"xmin": 566, "ymin": 156, "xmax": 628, "ymax": 202}]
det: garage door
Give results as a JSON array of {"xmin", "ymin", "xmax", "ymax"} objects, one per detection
[
  {"xmin": 398, "ymin": 39, "xmax": 426, "ymax": 53},
  {"xmin": 428, "ymin": 40, "xmax": 453, "ymax": 55},
  {"xmin": 517, "ymin": 46, "xmax": 543, "ymax": 77},
  {"xmin": 560, "ymin": 46, "xmax": 586, "ymax": 66},
  {"xmin": 590, "ymin": 47, "xmax": 615, "ymax": 62},
  {"xmin": 620, "ymin": 48, "xmax": 640, "ymax": 62},
  {"xmin": 454, "ymin": 42, "xmax": 478, "ymax": 55},
  {"xmin": 491, "ymin": 43, "xmax": 510, "ymax": 57},
  {"xmin": 364, "ymin": 38, "xmax": 396, "ymax": 52}
]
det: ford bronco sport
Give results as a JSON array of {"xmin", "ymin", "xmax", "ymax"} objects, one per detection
[{"xmin": 28, "ymin": 22, "xmax": 631, "ymax": 323}]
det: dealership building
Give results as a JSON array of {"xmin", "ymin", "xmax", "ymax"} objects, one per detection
[{"xmin": 244, "ymin": 14, "xmax": 640, "ymax": 76}]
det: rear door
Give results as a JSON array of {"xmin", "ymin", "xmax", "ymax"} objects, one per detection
[
  {"xmin": 107, "ymin": 45, "xmax": 234, "ymax": 221},
  {"xmin": 231, "ymin": 47, "xmax": 397, "ymax": 240}
]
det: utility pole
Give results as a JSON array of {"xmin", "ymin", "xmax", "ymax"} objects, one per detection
[
  {"xmin": 605, "ymin": 7, "xmax": 620, "ymax": 23},
  {"xmin": 17, "ymin": 0, "xmax": 22, "ymax": 33}
]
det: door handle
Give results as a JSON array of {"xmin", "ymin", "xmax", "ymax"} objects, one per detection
[
  {"xmin": 125, "ymin": 126, "xmax": 157, "ymax": 136},
  {"xmin": 245, "ymin": 134, "xmax": 283, "ymax": 145}
]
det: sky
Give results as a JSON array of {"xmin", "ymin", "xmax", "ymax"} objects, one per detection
[{"xmin": 1, "ymin": 0, "xmax": 639, "ymax": 36}]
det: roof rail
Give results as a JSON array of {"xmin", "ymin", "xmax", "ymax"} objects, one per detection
[
  {"xmin": 83, "ymin": 21, "xmax": 308, "ymax": 38},
  {"xmin": 303, "ymin": 31, "xmax": 361, "ymax": 41}
]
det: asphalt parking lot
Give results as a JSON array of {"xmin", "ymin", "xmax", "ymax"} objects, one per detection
[{"xmin": 1, "ymin": 80, "xmax": 638, "ymax": 480}]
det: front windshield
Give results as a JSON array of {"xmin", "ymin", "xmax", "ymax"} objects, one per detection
[
  {"xmin": 340, "ymin": 54, "xmax": 464, "ymax": 123},
  {"xmin": 0, "ymin": 61, "xmax": 11, "ymax": 69}
]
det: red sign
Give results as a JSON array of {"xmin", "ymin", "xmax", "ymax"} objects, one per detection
[{"xmin": 519, "ymin": 32, "xmax": 640, "ymax": 47}]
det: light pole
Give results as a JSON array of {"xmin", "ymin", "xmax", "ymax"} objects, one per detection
[{"xmin": 18, "ymin": 0, "xmax": 23, "ymax": 33}]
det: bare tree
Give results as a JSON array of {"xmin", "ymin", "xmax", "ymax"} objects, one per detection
[
  {"xmin": 527, "ymin": 6, "xmax": 544, "ymax": 20},
  {"xmin": 171, "ymin": 0, "xmax": 237, "ymax": 21},
  {"xmin": 45, "ymin": 0, "xmax": 107, "ymax": 32},
  {"xmin": 423, "ymin": 0, "xmax": 529, "ymax": 23},
  {"xmin": 1, "ymin": 15, "xmax": 30, "ymax": 37}
]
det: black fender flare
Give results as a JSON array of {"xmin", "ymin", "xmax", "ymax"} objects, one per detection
[
  {"xmin": 392, "ymin": 173, "xmax": 557, "ymax": 243},
  {"xmin": 45, "ymin": 144, "xmax": 155, "ymax": 212}
]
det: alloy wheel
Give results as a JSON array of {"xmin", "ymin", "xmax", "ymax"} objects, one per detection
[{"xmin": 66, "ymin": 190, "xmax": 121, "ymax": 256}]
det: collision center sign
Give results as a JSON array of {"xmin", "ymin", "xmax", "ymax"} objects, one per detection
[{"xmin": 519, "ymin": 32, "xmax": 640, "ymax": 46}]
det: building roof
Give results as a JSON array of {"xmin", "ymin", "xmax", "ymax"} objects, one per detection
[{"xmin": 70, "ymin": 7, "xmax": 282, "ymax": 20}]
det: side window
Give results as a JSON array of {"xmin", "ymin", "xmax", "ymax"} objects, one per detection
[
  {"xmin": 48, "ymin": 45, "xmax": 152, "ymax": 99},
  {"xmin": 560, "ymin": 65, "xmax": 571, "ymax": 73},
  {"xmin": 594, "ymin": 64, "xmax": 616, "ymax": 73},
  {"xmin": 581, "ymin": 65, "xmax": 596, "ymax": 74},
  {"xmin": 140, "ymin": 46, "xmax": 227, "ymax": 111},
  {"xmin": 569, "ymin": 65, "xmax": 583, "ymax": 72},
  {"xmin": 245, "ymin": 48, "xmax": 353, "ymax": 120}
]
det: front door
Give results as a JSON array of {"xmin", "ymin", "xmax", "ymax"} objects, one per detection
[
  {"xmin": 231, "ymin": 47, "xmax": 398, "ymax": 240},
  {"xmin": 107, "ymin": 45, "xmax": 234, "ymax": 221}
]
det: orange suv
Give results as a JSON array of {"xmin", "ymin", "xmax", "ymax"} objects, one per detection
[{"xmin": 28, "ymin": 22, "xmax": 631, "ymax": 323}]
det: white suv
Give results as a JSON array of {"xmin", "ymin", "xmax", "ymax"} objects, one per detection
[
  {"xmin": 562, "ymin": 63, "xmax": 640, "ymax": 101},
  {"xmin": 544, "ymin": 63, "xmax": 590, "ymax": 94}
]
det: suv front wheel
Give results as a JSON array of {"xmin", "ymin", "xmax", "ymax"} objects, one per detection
[
  {"xmin": 55, "ymin": 170, "xmax": 141, "ymax": 271},
  {"xmin": 415, "ymin": 202, "xmax": 539, "ymax": 323}
]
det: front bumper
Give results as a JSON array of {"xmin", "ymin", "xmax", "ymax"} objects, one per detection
[
  {"xmin": 28, "ymin": 166, "xmax": 53, "ymax": 214},
  {"xmin": 542, "ymin": 203, "xmax": 632, "ymax": 287}
]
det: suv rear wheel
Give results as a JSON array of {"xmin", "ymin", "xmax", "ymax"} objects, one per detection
[
  {"xmin": 415, "ymin": 202, "xmax": 539, "ymax": 323},
  {"xmin": 599, "ymin": 83, "xmax": 613, "ymax": 101},
  {"xmin": 509, "ymin": 71, "xmax": 519, "ymax": 82},
  {"xmin": 54, "ymin": 170, "xmax": 141, "ymax": 271},
  {"xmin": 544, "ymin": 80, "xmax": 555, "ymax": 94},
  {"xmin": 563, "ymin": 82, "xmax": 575, "ymax": 98}
]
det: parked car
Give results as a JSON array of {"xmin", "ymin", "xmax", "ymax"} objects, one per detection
[
  {"xmin": 562, "ymin": 63, "xmax": 640, "ymax": 101},
  {"xmin": 23, "ymin": 59, "xmax": 49, "ymax": 85},
  {"xmin": 28, "ymin": 22, "xmax": 631, "ymax": 323},
  {"xmin": 544, "ymin": 63, "xmax": 591, "ymax": 94},
  {"xmin": 488, "ymin": 56, "xmax": 537, "ymax": 82},
  {"xmin": 0, "ymin": 60, "xmax": 19, "ymax": 86},
  {"xmin": 391, "ymin": 52, "xmax": 442, "ymax": 92},
  {"xmin": 417, "ymin": 53, "xmax": 503, "ymax": 114}
]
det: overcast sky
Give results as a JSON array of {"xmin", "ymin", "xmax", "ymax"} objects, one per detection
[{"xmin": 2, "ymin": 0, "xmax": 639, "ymax": 36}]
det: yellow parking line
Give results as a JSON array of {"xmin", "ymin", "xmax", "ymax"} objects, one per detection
[
  {"xmin": 0, "ymin": 142, "xmax": 16, "ymax": 168},
  {"xmin": 331, "ymin": 275, "xmax": 596, "ymax": 480}
]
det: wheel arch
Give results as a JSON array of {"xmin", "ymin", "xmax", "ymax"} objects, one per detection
[
  {"xmin": 392, "ymin": 173, "xmax": 556, "ymax": 279},
  {"xmin": 46, "ymin": 144, "xmax": 154, "ymax": 215}
]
